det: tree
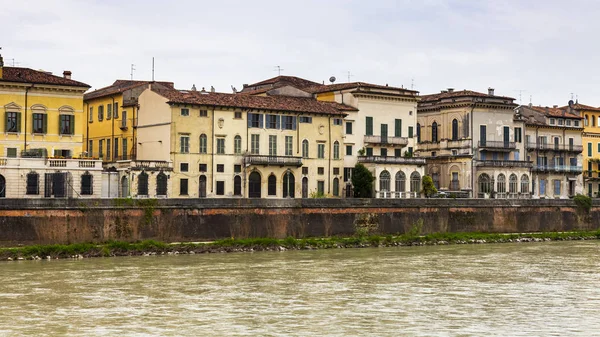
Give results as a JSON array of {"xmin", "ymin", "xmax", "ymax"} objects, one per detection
[
  {"xmin": 421, "ymin": 175, "xmax": 437, "ymax": 198},
  {"xmin": 351, "ymin": 163, "xmax": 374, "ymax": 198}
]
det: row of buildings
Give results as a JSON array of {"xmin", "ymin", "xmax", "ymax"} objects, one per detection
[{"xmin": 1, "ymin": 53, "xmax": 599, "ymax": 199}]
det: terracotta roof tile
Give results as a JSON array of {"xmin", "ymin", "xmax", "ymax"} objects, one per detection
[
  {"xmin": 560, "ymin": 103, "xmax": 600, "ymax": 112},
  {"xmin": 84, "ymin": 80, "xmax": 174, "ymax": 100},
  {"xmin": 305, "ymin": 82, "xmax": 418, "ymax": 95},
  {"xmin": 419, "ymin": 90, "xmax": 515, "ymax": 103},
  {"xmin": 0, "ymin": 67, "xmax": 90, "ymax": 88},
  {"xmin": 243, "ymin": 75, "xmax": 322, "ymax": 91},
  {"xmin": 528, "ymin": 105, "xmax": 582, "ymax": 119},
  {"xmin": 155, "ymin": 86, "xmax": 355, "ymax": 116}
]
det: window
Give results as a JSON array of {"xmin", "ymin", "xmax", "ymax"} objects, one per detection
[
  {"xmin": 285, "ymin": 136, "xmax": 293, "ymax": 156},
  {"xmin": 156, "ymin": 172, "xmax": 167, "ymax": 196},
  {"xmin": 346, "ymin": 145, "xmax": 353, "ymax": 156},
  {"xmin": 333, "ymin": 118, "xmax": 342, "ymax": 126},
  {"xmin": 431, "ymin": 121, "xmax": 438, "ymax": 142},
  {"xmin": 318, "ymin": 167, "xmax": 324, "ymax": 175},
  {"xmin": 199, "ymin": 163, "xmax": 207, "ymax": 172},
  {"xmin": 366, "ymin": 147, "xmax": 373, "ymax": 156},
  {"xmin": 267, "ymin": 114, "xmax": 278, "ymax": 129},
  {"xmin": 106, "ymin": 103, "xmax": 112, "ymax": 120},
  {"xmin": 106, "ymin": 139, "xmax": 111, "ymax": 160},
  {"xmin": 380, "ymin": 170, "xmax": 391, "ymax": 192},
  {"xmin": 26, "ymin": 172, "xmax": 39, "ymax": 195},
  {"xmin": 452, "ymin": 119, "xmax": 458, "ymax": 140},
  {"xmin": 381, "ymin": 148, "xmax": 387, "ymax": 157},
  {"xmin": 234, "ymin": 164, "xmax": 241, "ymax": 173},
  {"xmin": 269, "ymin": 135, "xmax": 277, "ymax": 155},
  {"xmin": 114, "ymin": 138, "xmax": 119, "ymax": 159},
  {"xmin": 300, "ymin": 116, "xmax": 312, "ymax": 123},
  {"xmin": 410, "ymin": 172, "xmax": 421, "ymax": 193},
  {"xmin": 497, "ymin": 174, "xmax": 506, "ymax": 194},
  {"xmin": 302, "ymin": 140, "xmax": 309, "ymax": 158},
  {"xmin": 251, "ymin": 134, "xmax": 260, "ymax": 154},
  {"xmin": 217, "ymin": 138, "xmax": 225, "ymax": 154},
  {"xmin": 59, "ymin": 115, "xmax": 74, "ymax": 135},
  {"xmin": 478, "ymin": 173, "xmax": 492, "ymax": 195},
  {"xmin": 200, "ymin": 110, "xmax": 208, "ymax": 117},
  {"xmin": 520, "ymin": 175, "xmax": 529, "ymax": 194},
  {"xmin": 121, "ymin": 111, "xmax": 127, "ymax": 128},
  {"xmin": 515, "ymin": 127, "xmax": 522, "ymax": 143},
  {"xmin": 333, "ymin": 167, "xmax": 340, "ymax": 175},
  {"xmin": 32, "ymin": 113, "xmax": 46, "ymax": 134},
  {"xmin": 98, "ymin": 105, "xmax": 104, "ymax": 121},
  {"xmin": 122, "ymin": 138, "xmax": 128, "ymax": 160},
  {"xmin": 138, "ymin": 171, "xmax": 148, "ymax": 196},
  {"xmin": 113, "ymin": 102, "xmax": 119, "ymax": 118},
  {"xmin": 248, "ymin": 113, "xmax": 262, "ymax": 128},
  {"xmin": 333, "ymin": 141, "xmax": 340, "ymax": 159},
  {"xmin": 200, "ymin": 134, "xmax": 207, "ymax": 154},
  {"xmin": 5, "ymin": 148, "xmax": 15, "ymax": 158},
  {"xmin": 234, "ymin": 135, "xmax": 242, "ymax": 154},
  {"xmin": 344, "ymin": 168, "xmax": 353, "ymax": 182},
  {"xmin": 509, "ymin": 174, "xmax": 518, "ymax": 194},
  {"xmin": 549, "ymin": 118, "xmax": 555, "ymax": 125},
  {"xmin": 180, "ymin": 135, "xmax": 190, "ymax": 153},
  {"xmin": 216, "ymin": 181, "xmax": 225, "ymax": 195},
  {"xmin": 346, "ymin": 122, "xmax": 353, "ymax": 134},
  {"xmin": 395, "ymin": 149, "xmax": 402, "ymax": 157},
  {"xmin": 234, "ymin": 111, "xmax": 242, "ymax": 119},
  {"xmin": 80, "ymin": 172, "xmax": 93, "ymax": 195},
  {"xmin": 180, "ymin": 178, "xmax": 189, "ymax": 195},
  {"xmin": 217, "ymin": 164, "xmax": 224, "ymax": 172},
  {"xmin": 89, "ymin": 106, "xmax": 93, "ymax": 122},
  {"xmin": 554, "ymin": 180, "xmax": 561, "ymax": 196},
  {"xmin": 317, "ymin": 181, "xmax": 325, "ymax": 195},
  {"xmin": 588, "ymin": 143, "xmax": 592, "ymax": 157},
  {"xmin": 395, "ymin": 171, "xmax": 406, "ymax": 192},
  {"xmin": 99, "ymin": 140, "xmax": 104, "ymax": 159},
  {"xmin": 234, "ymin": 176, "xmax": 242, "ymax": 196},
  {"xmin": 333, "ymin": 178, "xmax": 339, "ymax": 197},
  {"xmin": 318, "ymin": 143, "xmax": 325, "ymax": 159},
  {"xmin": 180, "ymin": 163, "xmax": 189, "ymax": 172},
  {"xmin": 268, "ymin": 175, "xmax": 277, "ymax": 196},
  {"xmin": 566, "ymin": 119, "xmax": 572, "ymax": 126},
  {"xmin": 282, "ymin": 116, "xmax": 295, "ymax": 130},
  {"xmin": 302, "ymin": 167, "xmax": 308, "ymax": 175},
  {"xmin": 585, "ymin": 115, "xmax": 589, "ymax": 126},
  {"xmin": 283, "ymin": 171, "xmax": 295, "ymax": 198},
  {"xmin": 415, "ymin": 124, "xmax": 420, "ymax": 142},
  {"xmin": 558, "ymin": 119, "xmax": 564, "ymax": 126},
  {"xmin": 574, "ymin": 120, "xmax": 580, "ymax": 127},
  {"xmin": 366, "ymin": 116, "xmax": 373, "ymax": 136},
  {"xmin": 181, "ymin": 108, "xmax": 189, "ymax": 116},
  {"xmin": 395, "ymin": 119, "xmax": 402, "ymax": 137},
  {"xmin": 88, "ymin": 140, "xmax": 93, "ymax": 156}
]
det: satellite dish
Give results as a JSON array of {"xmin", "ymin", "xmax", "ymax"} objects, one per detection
[{"xmin": 329, "ymin": 76, "xmax": 336, "ymax": 84}]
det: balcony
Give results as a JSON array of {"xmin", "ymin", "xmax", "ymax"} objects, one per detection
[
  {"xmin": 364, "ymin": 135, "xmax": 409, "ymax": 146},
  {"xmin": 532, "ymin": 165, "xmax": 583, "ymax": 174},
  {"xmin": 525, "ymin": 143, "xmax": 583, "ymax": 153},
  {"xmin": 584, "ymin": 171, "xmax": 600, "ymax": 181},
  {"xmin": 416, "ymin": 139, "xmax": 472, "ymax": 157},
  {"xmin": 358, "ymin": 156, "xmax": 426, "ymax": 165},
  {"xmin": 0, "ymin": 157, "xmax": 101, "ymax": 169},
  {"xmin": 478, "ymin": 140, "xmax": 516, "ymax": 151},
  {"xmin": 244, "ymin": 155, "xmax": 303, "ymax": 167},
  {"xmin": 475, "ymin": 160, "xmax": 532, "ymax": 168}
]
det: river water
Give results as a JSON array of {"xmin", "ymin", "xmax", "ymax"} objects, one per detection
[{"xmin": 1, "ymin": 241, "xmax": 600, "ymax": 336}]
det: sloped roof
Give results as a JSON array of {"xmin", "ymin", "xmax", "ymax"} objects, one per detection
[
  {"xmin": 84, "ymin": 79, "xmax": 174, "ymax": 100},
  {"xmin": 420, "ymin": 90, "xmax": 515, "ymax": 103},
  {"xmin": 527, "ymin": 105, "xmax": 582, "ymax": 120},
  {"xmin": 0, "ymin": 67, "xmax": 90, "ymax": 88},
  {"xmin": 244, "ymin": 75, "xmax": 322, "ymax": 90},
  {"xmin": 154, "ymin": 86, "xmax": 355, "ymax": 116},
  {"xmin": 560, "ymin": 103, "xmax": 600, "ymax": 112},
  {"xmin": 305, "ymin": 82, "xmax": 418, "ymax": 95}
]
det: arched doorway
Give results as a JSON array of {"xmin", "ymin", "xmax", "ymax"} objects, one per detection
[
  {"xmin": 302, "ymin": 177, "xmax": 308, "ymax": 198},
  {"xmin": 283, "ymin": 171, "xmax": 295, "ymax": 198},
  {"xmin": 121, "ymin": 176, "xmax": 129, "ymax": 197},
  {"xmin": 137, "ymin": 171, "xmax": 149, "ymax": 196},
  {"xmin": 0, "ymin": 174, "xmax": 5, "ymax": 197},
  {"xmin": 156, "ymin": 171, "xmax": 167, "ymax": 197},
  {"xmin": 234, "ymin": 175, "xmax": 242, "ymax": 196},
  {"xmin": 199, "ymin": 175, "xmax": 207, "ymax": 198},
  {"xmin": 478, "ymin": 173, "xmax": 492, "ymax": 198},
  {"xmin": 379, "ymin": 170, "xmax": 391, "ymax": 198},
  {"xmin": 332, "ymin": 178, "xmax": 339, "ymax": 197},
  {"xmin": 249, "ymin": 171, "xmax": 261, "ymax": 198},
  {"xmin": 410, "ymin": 171, "xmax": 421, "ymax": 197}
]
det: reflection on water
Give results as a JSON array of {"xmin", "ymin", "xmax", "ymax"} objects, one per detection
[{"xmin": 1, "ymin": 241, "xmax": 600, "ymax": 336}]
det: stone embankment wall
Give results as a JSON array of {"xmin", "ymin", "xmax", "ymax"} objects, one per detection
[{"xmin": 0, "ymin": 198, "xmax": 597, "ymax": 246}]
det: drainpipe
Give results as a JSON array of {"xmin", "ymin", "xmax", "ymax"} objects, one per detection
[
  {"xmin": 470, "ymin": 101, "xmax": 475, "ymax": 197},
  {"xmin": 328, "ymin": 115, "xmax": 332, "ymax": 194},
  {"xmin": 24, "ymin": 85, "xmax": 33, "ymax": 152},
  {"xmin": 211, "ymin": 106, "xmax": 215, "ymax": 193},
  {"xmin": 85, "ymin": 102, "xmax": 89, "ymax": 154},
  {"xmin": 111, "ymin": 97, "xmax": 115, "ymax": 161}
]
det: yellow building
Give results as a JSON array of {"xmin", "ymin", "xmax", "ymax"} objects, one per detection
[
  {"xmin": 569, "ymin": 103, "xmax": 600, "ymax": 196},
  {"xmin": 84, "ymin": 80, "xmax": 174, "ymax": 164},
  {"xmin": 0, "ymin": 54, "xmax": 102, "ymax": 198}
]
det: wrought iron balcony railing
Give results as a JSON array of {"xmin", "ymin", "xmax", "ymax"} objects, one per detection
[
  {"xmin": 364, "ymin": 135, "xmax": 409, "ymax": 146},
  {"xmin": 244, "ymin": 155, "xmax": 303, "ymax": 167},
  {"xmin": 478, "ymin": 140, "xmax": 516, "ymax": 150},
  {"xmin": 475, "ymin": 160, "xmax": 532, "ymax": 168},
  {"xmin": 358, "ymin": 156, "xmax": 426, "ymax": 165}
]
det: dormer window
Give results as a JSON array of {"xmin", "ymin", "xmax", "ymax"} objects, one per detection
[
  {"xmin": 558, "ymin": 119, "xmax": 564, "ymax": 126},
  {"xmin": 549, "ymin": 118, "xmax": 555, "ymax": 125},
  {"xmin": 566, "ymin": 120, "xmax": 572, "ymax": 126}
]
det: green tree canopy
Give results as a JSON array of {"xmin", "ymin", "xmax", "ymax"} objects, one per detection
[
  {"xmin": 422, "ymin": 175, "xmax": 437, "ymax": 198},
  {"xmin": 352, "ymin": 163, "xmax": 374, "ymax": 198}
]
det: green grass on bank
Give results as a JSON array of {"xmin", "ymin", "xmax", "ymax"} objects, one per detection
[{"xmin": 2, "ymin": 230, "xmax": 600, "ymax": 260}]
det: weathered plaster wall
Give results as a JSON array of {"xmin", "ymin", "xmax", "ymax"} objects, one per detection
[{"xmin": 0, "ymin": 199, "xmax": 597, "ymax": 246}]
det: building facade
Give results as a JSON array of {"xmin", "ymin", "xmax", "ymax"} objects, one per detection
[
  {"xmin": 416, "ymin": 88, "xmax": 532, "ymax": 198},
  {"xmin": 0, "ymin": 54, "xmax": 102, "ymax": 198}
]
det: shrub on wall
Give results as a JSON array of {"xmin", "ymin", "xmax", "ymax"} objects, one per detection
[
  {"xmin": 352, "ymin": 163, "xmax": 374, "ymax": 198},
  {"xmin": 574, "ymin": 194, "xmax": 592, "ymax": 212}
]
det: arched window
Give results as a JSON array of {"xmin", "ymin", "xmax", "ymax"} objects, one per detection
[
  {"xmin": 520, "ymin": 175, "xmax": 529, "ymax": 194},
  {"xmin": 26, "ymin": 171, "xmax": 39, "ymax": 195},
  {"xmin": 199, "ymin": 175, "xmax": 207, "ymax": 198},
  {"xmin": 594, "ymin": 115, "xmax": 597, "ymax": 127},
  {"xmin": 452, "ymin": 119, "xmax": 459, "ymax": 141},
  {"xmin": 156, "ymin": 171, "xmax": 167, "ymax": 196},
  {"xmin": 283, "ymin": 171, "xmax": 295, "ymax": 198},
  {"xmin": 379, "ymin": 170, "xmax": 391, "ymax": 192},
  {"xmin": 509, "ymin": 174, "xmax": 518, "ymax": 194},
  {"xmin": 432, "ymin": 172, "xmax": 440, "ymax": 189},
  {"xmin": 333, "ymin": 178, "xmax": 339, "ymax": 197},
  {"xmin": 0, "ymin": 174, "xmax": 5, "ymax": 197},
  {"xmin": 121, "ymin": 176, "xmax": 129, "ymax": 197},
  {"xmin": 416, "ymin": 123, "xmax": 421, "ymax": 143},
  {"xmin": 302, "ymin": 140, "xmax": 309, "ymax": 158},
  {"xmin": 585, "ymin": 115, "xmax": 589, "ymax": 126},
  {"xmin": 234, "ymin": 175, "xmax": 242, "ymax": 196},
  {"xmin": 80, "ymin": 171, "xmax": 93, "ymax": 195},
  {"xmin": 200, "ymin": 134, "xmax": 207, "ymax": 154},
  {"xmin": 333, "ymin": 141, "xmax": 340, "ymax": 159},
  {"xmin": 410, "ymin": 172, "xmax": 421, "ymax": 193},
  {"xmin": 497, "ymin": 174, "xmax": 506, "ymax": 194},
  {"xmin": 478, "ymin": 173, "xmax": 492, "ymax": 195},
  {"xmin": 137, "ymin": 171, "xmax": 149, "ymax": 196},
  {"xmin": 432, "ymin": 122, "xmax": 438, "ymax": 142},
  {"xmin": 234, "ymin": 135, "xmax": 242, "ymax": 154},
  {"xmin": 395, "ymin": 171, "xmax": 406, "ymax": 192},
  {"xmin": 268, "ymin": 174, "xmax": 277, "ymax": 196},
  {"xmin": 302, "ymin": 177, "xmax": 308, "ymax": 198}
]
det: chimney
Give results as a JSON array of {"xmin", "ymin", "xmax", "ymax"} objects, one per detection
[
  {"xmin": 488, "ymin": 87, "xmax": 495, "ymax": 96},
  {"xmin": 553, "ymin": 105, "xmax": 558, "ymax": 108},
  {"xmin": 191, "ymin": 84, "xmax": 197, "ymax": 91},
  {"xmin": 63, "ymin": 70, "xmax": 72, "ymax": 79},
  {"xmin": 447, "ymin": 88, "xmax": 454, "ymax": 93},
  {"xmin": 243, "ymin": 84, "xmax": 248, "ymax": 88},
  {"xmin": 0, "ymin": 53, "xmax": 3, "ymax": 79}
]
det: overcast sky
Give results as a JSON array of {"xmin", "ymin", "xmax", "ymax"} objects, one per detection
[{"xmin": 2, "ymin": 0, "xmax": 599, "ymax": 106}]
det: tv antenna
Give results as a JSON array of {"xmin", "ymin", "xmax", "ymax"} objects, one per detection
[
  {"xmin": 514, "ymin": 89, "xmax": 527, "ymax": 104},
  {"xmin": 8, "ymin": 58, "xmax": 20, "ymax": 67},
  {"xmin": 347, "ymin": 71, "xmax": 354, "ymax": 82},
  {"xmin": 130, "ymin": 63, "xmax": 136, "ymax": 80},
  {"xmin": 274, "ymin": 65, "xmax": 284, "ymax": 76},
  {"xmin": 151, "ymin": 57, "xmax": 155, "ymax": 81},
  {"xmin": 411, "ymin": 78, "xmax": 415, "ymax": 90}
]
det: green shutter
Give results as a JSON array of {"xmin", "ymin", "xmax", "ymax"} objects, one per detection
[
  {"xmin": 70, "ymin": 116, "xmax": 75, "ymax": 135},
  {"xmin": 4, "ymin": 112, "xmax": 8, "ymax": 132},
  {"xmin": 43, "ymin": 114, "xmax": 48, "ymax": 134},
  {"xmin": 395, "ymin": 119, "xmax": 402, "ymax": 137},
  {"xmin": 366, "ymin": 117, "xmax": 373, "ymax": 136},
  {"xmin": 16, "ymin": 112, "xmax": 21, "ymax": 133},
  {"xmin": 408, "ymin": 126, "xmax": 413, "ymax": 138}
]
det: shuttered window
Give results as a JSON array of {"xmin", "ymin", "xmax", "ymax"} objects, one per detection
[
  {"xmin": 366, "ymin": 117, "xmax": 373, "ymax": 136},
  {"xmin": 395, "ymin": 119, "xmax": 402, "ymax": 137}
]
